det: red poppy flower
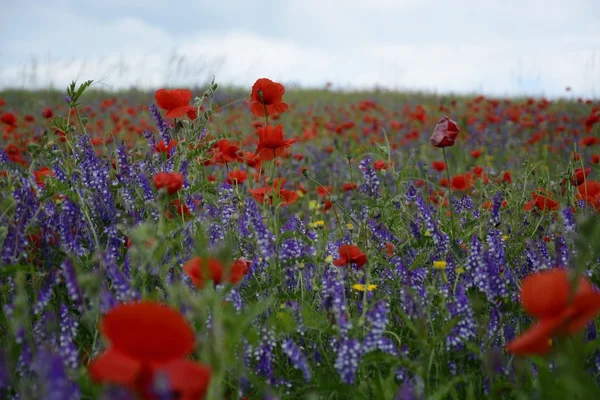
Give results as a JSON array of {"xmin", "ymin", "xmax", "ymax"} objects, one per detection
[
  {"xmin": 502, "ymin": 171, "xmax": 512, "ymax": 184},
  {"xmin": 249, "ymin": 178, "xmax": 298, "ymax": 207},
  {"xmin": 250, "ymin": 78, "xmax": 289, "ymax": 117},
  {"xmin": 430, "ymin": 116, "xmax": 460, "ymax": 148},
  {"xmin": 154, "ymin": 89, "xmax": 197, "ymax": 119},
  {"xmin": 506, "ymin": 268, "xmax": 600, "ymax": 356},
  {"xmin": 153, "ymin": 172, "xmax": 183, "ymax": 195},
  {"xmin": 432, "ymin": 161, "xmax": 446, "ymax": 172},
  {"xmin": 183, "ymin": 256, "xmax": 247, "ymax": 288},
  {"xmin": 580, "ymin": 136, "xmax": 600, "ymax": 147},
  {"xmin": 316, "ymin": 186, "xmax": 333, "ymax": 197},
  {"xmin": 523, "ymin": 189, "xmax": 559, "ymax": 212},
  {"xmin": 205, "ymin": 140, "xmax": 242, "ymax": 165},
  {"xmin": 576, "ymin": 180, "xmax": 600, "ymax": 211},
  {"xmin": 24, "ymin": 114, "xmax": 35, "ymax": 123},
  {"xmin": 373, "ymin": 160, "xmax": 387, "ymax": 171},
  {"xmin": 167, "ymin": 199, "xmax": 191, "ymax": 219},
  {"xmin": 1, "ymin": 112, "xmax": 17, "ymax": 127},
  {"xmin": 572, "ymin": 168, "xmax": 591, "ymax": 186},
  {"xmin": 471, "ymin": 149, "xmax": 482, "ymax": 158},
  {"xmin": 254, "ymin": 124, "xmax": 298, "ymax": 161},
  {"xmin": 34, "ymin": 167, "xmax": 54, "ymax": 188},
  {"xmin": 243, "ymin": 152, "xmax": 262, "ymax": 169},
  {"xmin": 385, "ymin": 243, "xmax": 394, "ymax": 257},
  {"xmin": 333, "ymin": 244, "xmax": 367, "ymax": 269},
  {"xmin": 88, "ymin": 301, "xmax": 211, "ymax": 399},
  {"xmin": 450, "ymin": 174, "xmax": 473, "ymax": 191},
  {"xmin": 155, "ymin": 139, "xmax": 178, "ymax": 155},
  {"xmin": 592, "ymin": 154, "xmax": 600, "ymax": 165},
  {"xmin": 342, "ymin": 182, "xmax": 357, "ymax": 191},
  {"xmin": 226, "ymin": 170, "xmax": 248, "ymax": 185}
]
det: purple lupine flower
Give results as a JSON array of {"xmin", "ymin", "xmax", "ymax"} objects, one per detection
[
  {"xmin": 58, "ymin": 199, "xmax": 88, "ymax": 256},
  {"xmin": 446, "ymin": 283, "xmax": 477, "ymax": 350},
  {"xmin": 537, "ymin": 239, "xmax": 552, "ymax": 266},
  {"xmin": 61, "ymin": 258, "xmax": 84, "ymax": 311},
  {"xmin": 58, "ymin": 304, "xmax": 78, "ymax": 369},
  {"xmin": 142, "ymin": 130, "xmax": 156, "ymax": 151},
  {"xmin": 358, "ymin": 156, "xmax": 380, "ymax": 198},
  {"xmin": 208, "ymin": 223, "xmax": 225, "ymax": 248},
  {"xmin": 394, "ymin": 379, "xmax": 424, "ymax": 400},
  {"xmin": 180, "ymin": 160, "xmax": 190, "ymax": 189},
  {"xmin": 52, "ymin": 164, "xmax": 68, "ymax": 183},
  {"xmin": 562, "ymin": 207, "xmax": 575, "ymax": 232},
  {"xmin": 17, "ymin": 340, "xmax": 32, "ymax": 377},
  {"xmin": 466, "ymin": 235, "xmax": 486, "ymax": 292},
  {"xmin": 224, "ymin": 288, "xmax": 243, "ymax": 312},
  {"xmin": 99, "ymin": 284, "xmax": 117, "ymax": 314},
  {"xmin": 246, "ymin": 198, "xmax": 275, "ymax": 259},
  {"xmin": 286, "ymin": 301, "xmax": 307, "ymax": 336},
  {"xmin": 490, "ymin": 192, "xmax": 503, "ymax": 227},
  {"xmin": 101, "ymin": 252, "xmax": 133, "ymax": 302},
  {"xmin": 150, "ymin": 104, "xmax": 170, "ymax": 145},
  {"xmin": 554, "ymin": 235, "xmax": 569, "ymax": 267},
  {"xmin": 33, "ymin": 348, "xmax": 81, "ymax": 399},
  {"xmin": 255, "ymin": 329, "xmax": 277, "ymax": 385},
  {"xmin": 363, "ymin": 301, "xmax": 390, "ymax": 353},
  {"xmin": 34, "ymin": 271, "xmax": 58, "ymax": 315},
  {"xmin": 282, "ymin": 339, "xmax": 312, "ymax": 382},
  {"xmin": 0, "ymin": 148, "xmax": 8, "ymax": 165},
  {"xmin": 115, "ymin": 142, "xmax": 133, "ymax": 182},
  {"xmin": 334, "ymin": 338, "xmax": 362, "ymax": 384}
]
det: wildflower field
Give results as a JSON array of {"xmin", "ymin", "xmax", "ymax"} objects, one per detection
[{"xmin": 1, "ymin": 78, "xmax": 600, "ymax": 400}]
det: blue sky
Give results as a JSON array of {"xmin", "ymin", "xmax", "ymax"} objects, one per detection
[{"xmin": 1, "ymin": 0, "xmax": 599, "ymax": 97}]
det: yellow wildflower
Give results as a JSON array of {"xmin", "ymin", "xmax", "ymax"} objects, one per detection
[
  {"xmin": 352, "ymin": 284, "xmax": 377, "ymax": 292},
  {"xmin": 455, "ymin": 267, "xmax": 465, "ymax": 274},
  {"xmin": 346, "ymin": 223, "xmax": 354, "ymax": 230},
  {"xmin": 325, "ymin": 255, "xmax": 333, "ymax": 263},
  {"xmin": 296, "ymin": 190, "xmax": 305, "ymax": 198},
  {"xmin": 315, "ymin": 220, "xmax": 325, "ymax": 228},
  {"xmin": 309, "ymin": 200, "xmax": 319, "ymax": 210},
  {"xmin": 502, "ymin": 235, "xmax": 509, "ymax": 241},
  {"xmin": 433, "ymin": 260, "xmax": 447, "ymax": 270},
  {"xmin": 424, "ymin": 230, "xmax": 431, "ymax": 237}
]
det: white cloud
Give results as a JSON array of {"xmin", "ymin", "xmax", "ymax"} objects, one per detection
[{"xmin": 1, "ymin": 0, "xmax": 599, "ymax": 98}]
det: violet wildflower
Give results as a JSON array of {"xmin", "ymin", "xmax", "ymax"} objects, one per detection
[
  {"xmin": 150, "ymin": 104, "xmax": 170, "ymax": 145},
  {"xmin": 281, "ymin": 339, "xmax": 312, "ymax": 382},
  {"xmin": 334, "ymin": 338, "xmax": 362, "ymax": 384},
  {"xmin": 363, "ymin": 301, "xmax": 390, "ymax": 353}
]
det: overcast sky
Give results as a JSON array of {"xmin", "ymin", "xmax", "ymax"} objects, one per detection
[{"xmin": 1, "ymin": 0, "xmax": 599, "ymax": 97}]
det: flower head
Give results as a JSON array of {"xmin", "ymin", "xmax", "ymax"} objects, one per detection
[
  {"xmin": 430, "ymin": 116, "xmax": 460, "ymax": 148},
  {"xmin": 250, "ymin": 78, "xmax": 289, "ymax": 117},
  {"xmin": 154, "ymin": 89, "xmax": 197, "ymax": 119}
]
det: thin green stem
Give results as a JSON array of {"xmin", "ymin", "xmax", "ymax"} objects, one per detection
[{"xmin": 442, "ymin": 147, "xmax": 455, "ymax": 236}]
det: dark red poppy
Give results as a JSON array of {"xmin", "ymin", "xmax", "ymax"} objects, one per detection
[
  {"xmin": 153, "ymin": 172, "xmax": 183, "ymax": 194},
  {"xmin": 333, "ymin": 244, "xmax": 367, "ymax": 269},
  {"xmin": 384, "ymin": 243, "xmax": 394, "ymax": 257},
  {"xmin": 183, "ymin": 256, "xmax": 247, "ymax": 288},
  {"xmin": 154, "ymin": 89, "xmax": 197, "ymax": 119},
  {"xmin": 502, "ymin": 171, "xmax": 512, "ymax": 184},
  {"xmin": 24, "ymin": 114, "xmax": 35, "ymax": 123},
  {"xmin": 470, "ymin": 149, "xmax": 482, "ymax": 158},
  {"xmin": 572, "ymin": 167, "xmax": 591, "ymax": 186},
  {"xmin": 88, "ymin": 301, "xmax": 211, "ymax": 399},
  {"xmin": 243, "ymin": 152, "xmax": 262, "ymax": 169},
  {"xmin": 250, "ymin": 78, "xmax": 289, "ymax": 117},
  {"xmin": 226, "ymin": 170, "xmax": 248, "ymax": 185},
  {"xmin": 432, "ymin": 161, "xmax": 446, "ymax": 172},
  {"xmin": 167, "ymin": 199, "xmax": 192, "ymax": 219},
  {"xmin": 523, "ymin": 189, "xmax": 559, "ymax": 212},
  {"xmin": 254, "ymin": 125, "xmax": 298, "ymax": 161},
  {"xmin": 580, "ymin": 136, "xmax": 600, "ymax": 147},
  {"xmin": 507, "ymin": 268, "xmax": 600, "ymax": 356},
  {"xmin": 430, "ymin": 116, "xmax": 460, "ymax": 148},
  {"xmin": 592, "ymin": 154, "xmax": 600, "ymax": 165},
  {"xmin": 1, "ymin": 112, "xmax": 17, "ymax": 127}
]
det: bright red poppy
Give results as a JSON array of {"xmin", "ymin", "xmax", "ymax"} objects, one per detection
[
  {"xmin": 316, "ymin": 186, "xmax": 333, "ymax": 197},
  {"xmin": 248, "ymin": 178, "xmax": 299, "ymax": 207},
  {"xmin": 154, "ymin": 89, "xmax": 197, "ymax": 119},
  {"xmin": 432, "ymin": 161, "xmax": 446, "ymax": 172},
  {"xmin": 430, "ymin": 116, "xmax": 460, "ymax": 148},
  {"xmin": 254, "ymin": 125, "xmax": 298, "ymax": 161},
  {"xmin": 226, "ymin": 170, "xmax": 248, "ymax": 185},
  {"xmin": 34, "ymin": 167, "xmax": 54, "ymax": 188},
  {"xmin": 576, "ymin": 180, "xmax": 600, "ymax": 211},
  {"xmin": 155, "ymin": 139, "xmax": 178, "ymax": 155},
  {"xmin": 523, "ymin": 189, "xmax": 559, "ymax": 212},
  {"xmin": 507, "ymin": 268, "xmax": 600, "ymax": 356},
  {"xmin": 250, "ymin": 78, "xmax": 289, "ymax": 117},
  {"xmin": 471, "ymin": 149, "xmax": 482, "ymax": 158},
  {"xmin": 88, "ymin": 301, "xmax": 211, "ymax": 399},
  {"xmin": 333, "ymin": 244, "xmax": 367, "ymax": 269},
  {"xmin": 342, "ymin": 182, "xmax": 358, "ymax": 191},
  {"xmin": 373, "ymin": 160, "xmax": 387, "ymax": 171},
  {"xmin": 450, "ymin": 174, "xmax": 473, "ymax": 191},
  {"xmin": 205, "ymin": 140, "xmax": 242, "ymax": 165},
  {"xmin": 153, "ymin": 172, "xmax": 183, "ymax": 195},
  {"xmin": 183, "ymin": 256, "xmax": 247, "ymax": 288}
]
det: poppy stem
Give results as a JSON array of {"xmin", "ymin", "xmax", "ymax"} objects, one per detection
[{"xmin": 442, "ymin": 147, "xmax": 455, "ymax": 235}]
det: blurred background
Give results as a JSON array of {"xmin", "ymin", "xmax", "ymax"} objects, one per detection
[{"xmin": 1, "ymin": 0, "xmax": 599, "ymax": 98}]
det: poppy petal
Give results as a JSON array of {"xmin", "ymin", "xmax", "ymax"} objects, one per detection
[
  {"xmin": 165, "ymin": 106, "xmax": 196, "ymax": 119},
  {"xmin": 506, "ymin": 316, "xmax": 564, "ymax": 356},
  {"xmin": 156, "ymin": 359, "xmax": 212, "ymax": 400},
  {"xmin": 100, "ymin": 301, "xmax": 195, "ymax": 363},
  {"xmin": 568, "ymin": 291, "xmax": 600, "ymax": 334},
  {"xmin": 88, "ymin": 349, "xmax": 142, "ymax": 388}
]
